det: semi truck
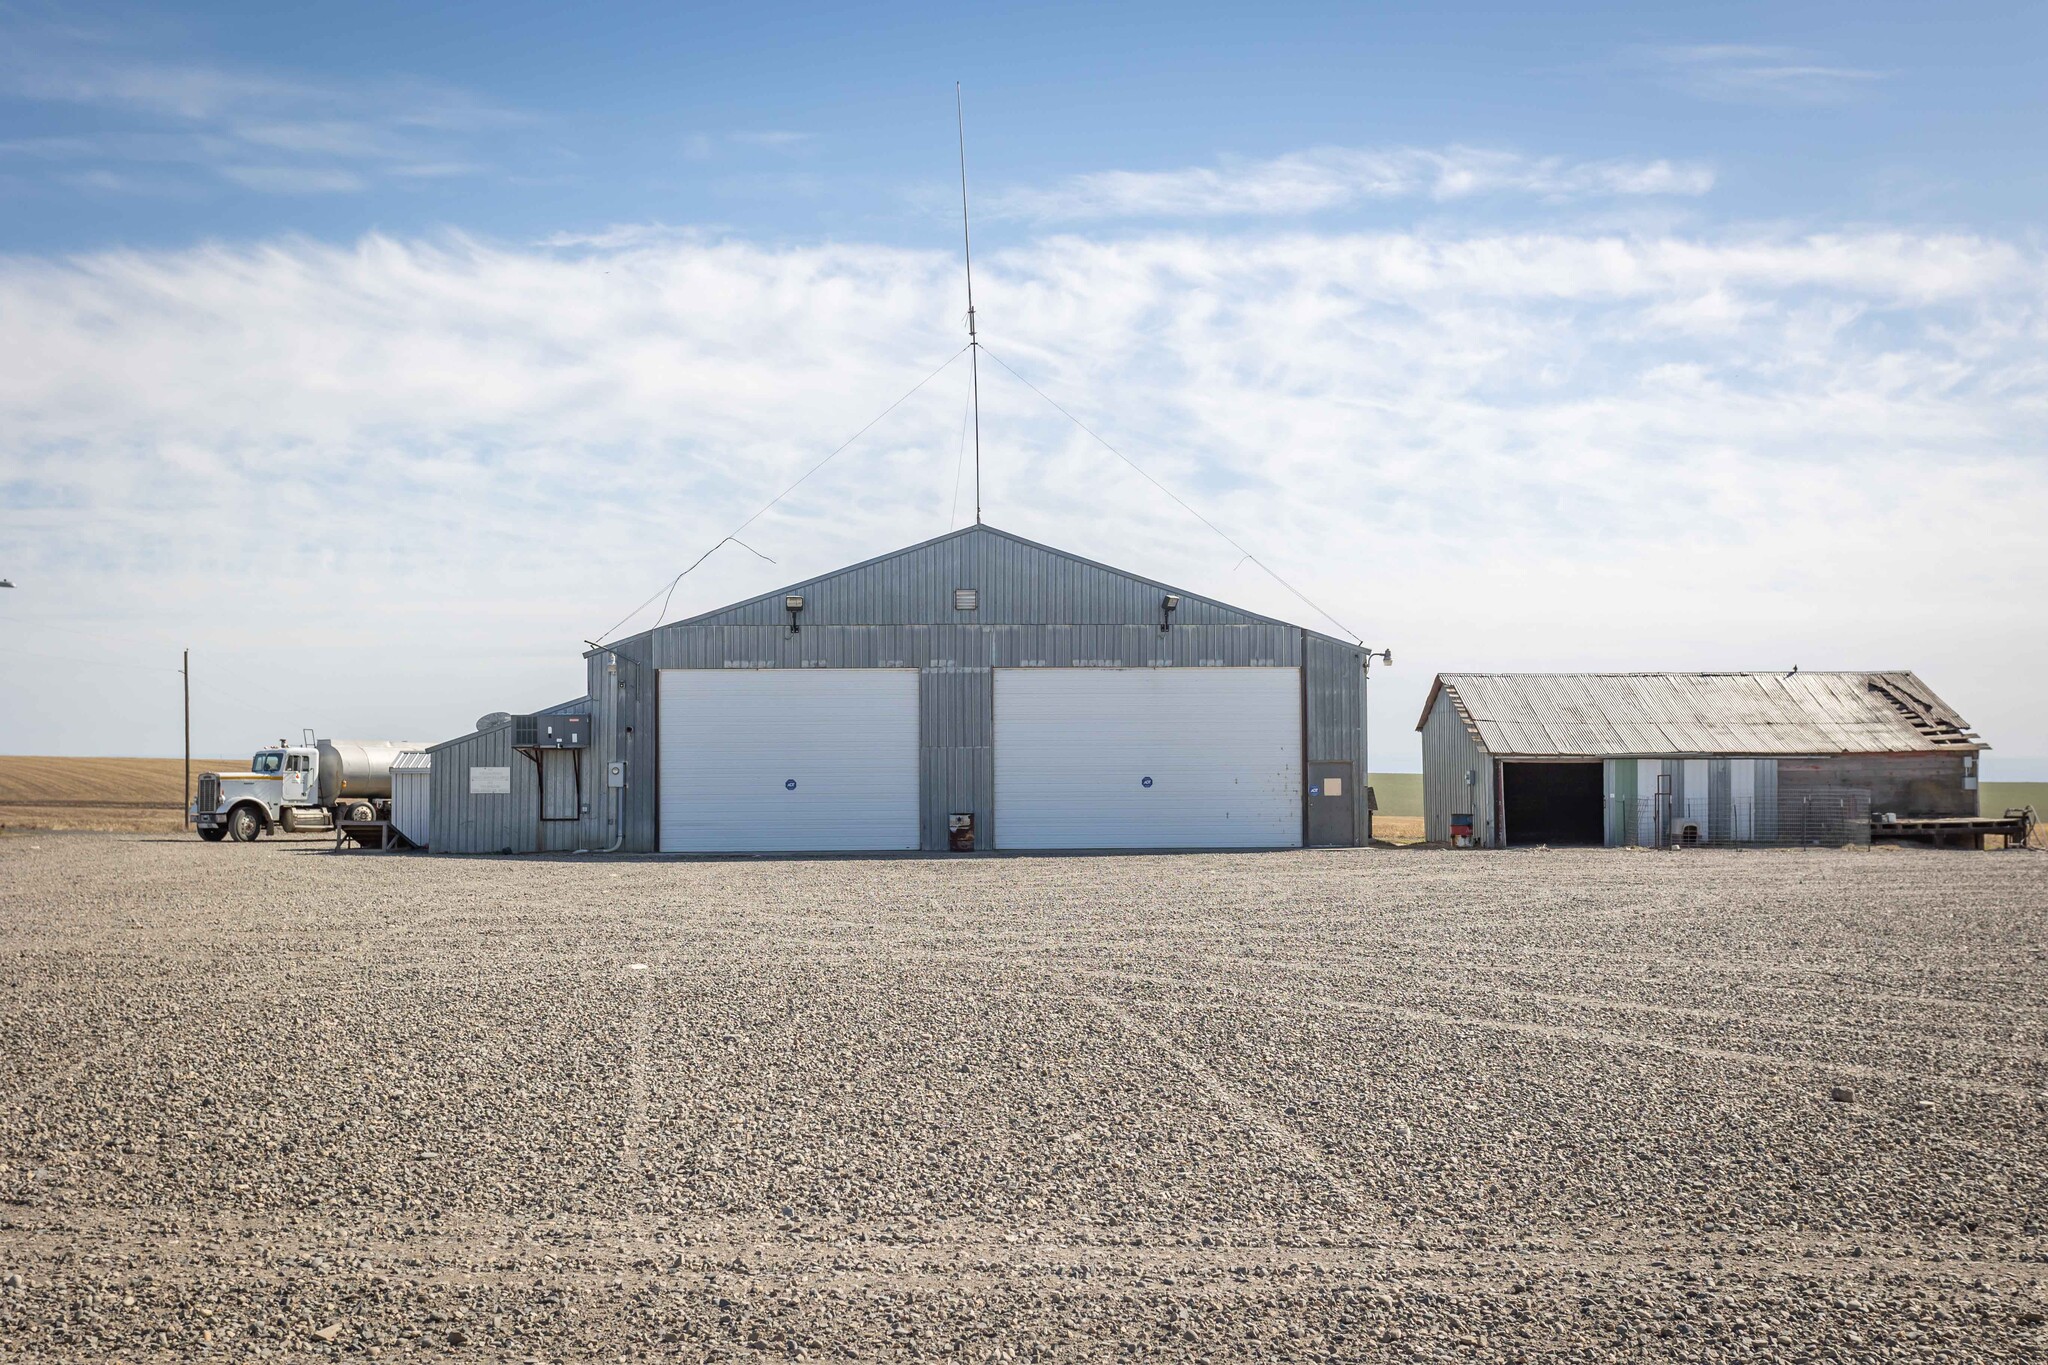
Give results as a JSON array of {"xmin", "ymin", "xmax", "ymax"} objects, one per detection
[{"xmin": 192, "ymin": 733, "xmax": 430, "ymax": 842}]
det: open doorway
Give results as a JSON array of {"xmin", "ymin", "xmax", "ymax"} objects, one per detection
[{"xmin": 1502, "ymin": 761, "xmax": 1604, "ymax": 846}]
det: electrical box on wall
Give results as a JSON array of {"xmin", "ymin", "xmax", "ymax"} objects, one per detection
[{"xmin": 607, "ymin": 761, "xmax": 627, "ymax": 789}]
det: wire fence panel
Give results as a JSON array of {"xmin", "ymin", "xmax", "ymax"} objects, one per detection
[{"xmin": 1612, "ymin": 789, "xmax": 1871, "ymax": 848}]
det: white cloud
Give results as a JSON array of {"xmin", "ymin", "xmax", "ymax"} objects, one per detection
[
  {"xmin": 0, "ymin": 19, "xmax": 528, "ymax": 196},
  {"xmin": 990, "ymin": 146, "xmax": 1716, "ymax": 221},
  {"xmin": 217, "ymin": 165, "xmax": 368, "ymax": 194},
  {"xmin": 1647, "ymin": 45, "xmax": 1887, "ymax": 105},
  {"xmin": 0, "ymin": 223, "xmax": 2042, "ymax": 774}
]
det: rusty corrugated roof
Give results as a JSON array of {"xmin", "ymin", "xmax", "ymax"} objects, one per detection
[{"xmin": 1416, "ymin": 671, "xmax": 1984, "ymax": 756}]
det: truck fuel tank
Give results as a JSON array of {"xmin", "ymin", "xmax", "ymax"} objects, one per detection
[{"xmin": 315, "ymin": 738, "xmax": 433, "ymax": 805}]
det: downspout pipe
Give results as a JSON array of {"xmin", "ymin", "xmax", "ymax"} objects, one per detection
[
  {"xmin": 580, "ymin": 651, "xmax": 631, "ymax": 854},
  {"xmin": 603, "ymin": 782, "xmax": 626, "ymax": 853}
]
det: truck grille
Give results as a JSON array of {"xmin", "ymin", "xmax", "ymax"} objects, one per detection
[{"xmin": 197, "ymin": 773, "xmax": 219, "ymax": 812}]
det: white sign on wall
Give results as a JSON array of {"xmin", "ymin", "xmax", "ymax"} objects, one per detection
[{"xmin": 469, "ymin": 766, "xmax": 511, "ymax": 795}]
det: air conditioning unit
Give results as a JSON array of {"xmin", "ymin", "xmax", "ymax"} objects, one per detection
[{"xmin": 513, "ymin": 714, "xmax": 590, "ymax": 749}]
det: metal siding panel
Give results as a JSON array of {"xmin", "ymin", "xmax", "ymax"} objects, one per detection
[
  {"xmin": 1709, "ymin": 757, "xmax": 1732, "ymax": 843},
  {"xmin": 1420, "ymin": 687, "xmax": 1492, "ymax": 845},
  {"xmin": 1756, "ymin": 758, "xmax": 1779, "ymax": 840},
  {"xmin": 1303, "ymin": 635, "xmax": 1364, "ymax": 844},
  {"xmin": 1728, "ymin": 757, "xmax": 1756, "ymax": 841}
]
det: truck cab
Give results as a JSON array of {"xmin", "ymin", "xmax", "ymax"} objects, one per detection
[{"xmin": 194, "ymin": 744, "xmax": 316, "ymax": 842}]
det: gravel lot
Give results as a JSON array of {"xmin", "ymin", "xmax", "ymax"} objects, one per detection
[{"xmin": 2, "ymin": 833, "xmax": 2045, "ymax": 1362}]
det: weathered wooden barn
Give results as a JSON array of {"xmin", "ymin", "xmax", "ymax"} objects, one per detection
[
  {"xmin": 1418, "ymin": 671, "xmax": 1984, "ymax": 847},
  {"xmin": 427, "ymin": 524, "xmax": 1371, "ymax": 854}
]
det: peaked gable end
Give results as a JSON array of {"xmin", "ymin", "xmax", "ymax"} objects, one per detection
[{"xmin": 605, "ymin": 524, "xmax": 1328, "ymax": 644}]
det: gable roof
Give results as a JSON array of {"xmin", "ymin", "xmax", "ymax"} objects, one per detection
[
  {"xmin": 1417, "ymin": 671, "xmax": 1984, "ymax": 757},
  {"xmin": 591, "ymin": 522, "xmax": 1362, "ymax": 654}
]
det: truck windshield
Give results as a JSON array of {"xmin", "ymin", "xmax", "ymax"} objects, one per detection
[{"xmin": 250, "ymin": 751, "xmax": 284, "ymax": 775}]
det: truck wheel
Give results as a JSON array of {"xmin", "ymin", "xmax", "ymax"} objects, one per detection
[
  {"xmin": 198, "ymin": 825, "xmax": 228, "ymax": 843},
  {"xmin": 346, "ymin": 801, "xmax": 376, "ymax": 823},
  {"xmin": 227, "ymin": 805, "xmax": 264, "ymax": 842}
]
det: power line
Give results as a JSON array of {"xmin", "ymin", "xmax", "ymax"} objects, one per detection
[
  {"xmin": 593, "ymin": 343, "xmax": 971, "ymax": 646},
  {"xmin": 978, "ymin": 344, "xmax": 1365, "ymax": 645},
  {"xmin": 652, "ymin": 537, "xmax": 775, "ymax": 632}
]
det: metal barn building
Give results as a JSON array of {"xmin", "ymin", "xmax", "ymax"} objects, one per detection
[
  {"xmin": 1418, "ymin": 671, "xmax": 1984, "ymax": 848},
  {"xmin": 428, "ymin": 524, "xmax": 1372, "ymax": 854}
]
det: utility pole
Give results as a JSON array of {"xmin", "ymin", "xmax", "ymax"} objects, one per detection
[{"xmin": 182, "ymin": 649, "xmax": 190, "ymax": 830}]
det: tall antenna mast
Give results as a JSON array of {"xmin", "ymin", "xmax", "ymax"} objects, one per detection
[{"xmin": 955, "ymin": 82, "xmax": 982, "ymax": 524}]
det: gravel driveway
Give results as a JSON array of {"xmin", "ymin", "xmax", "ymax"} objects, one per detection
[{"xmin": 2, "ymin": 833, "xmax": 2044, "ymax": 1361}]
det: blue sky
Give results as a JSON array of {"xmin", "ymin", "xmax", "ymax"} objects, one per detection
[
  {"xmin": 7, "ymin": 1, "xmax": 2044, "ymax": 249},
  {"xmin": 2, "ymin": 1, "xmax": 2045, "ymax": 775}
]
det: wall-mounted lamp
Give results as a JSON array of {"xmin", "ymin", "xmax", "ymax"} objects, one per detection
[
  {"xmin": 1364, "ymin": 647, "xmax": 1392, "ymax": 671},
  {"xmin": 1160, "ymin": 593, "xmax": 1181, "ymax": 634},
  {"xmin": 785, "ymin": 594, "xmax": 805, "ymax": 635}
]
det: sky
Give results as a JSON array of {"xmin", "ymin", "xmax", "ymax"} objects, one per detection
[{"xmin": 1, "ymin": 0, "xmax": 2045, "ymax": 776}]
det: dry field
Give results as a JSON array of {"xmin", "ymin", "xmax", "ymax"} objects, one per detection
[
  {"xmin": 0, "ymin": 757, "xmax": 237, "ymax": 834},
  {"xmin": 1369, "ymin": 814, "xmax": 1424, "ymax": 843},
  {"xmin": 1, "ymin": 834, "xmax": 2045, "ymax": 1362}
]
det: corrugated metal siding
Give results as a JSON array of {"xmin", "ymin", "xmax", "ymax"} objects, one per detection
[
  {"xmin": 1420, "ymin": 688, "xmax": 1493, "ymax": 845},
  {"xmin": 561, "ymin": 524, "xmax": 1362, "ymax": 852},
  {"xmin": 1434, "ymin": 672, "xmax": 1983, "ymax": 757},
  {"xmin": 389, "ymin": 751, "xmax": 431, "ymax": 848},
  {"xmin": 427, "ymin": 723, "xmax": 526, "ymax": 854},
  {"xmin": 666, "ymin": 524, "xmax": 1288, "ymax": 631},
  {"xmin": 1304, "ymin": 634, "xmax": 1363, "ymax": 844},
  {"xmin": 427, "ymin": 695, "xmax": 603, "ymax": 854},
  {"xmin": 920, "ymin": 669, "xmax": 993, "ymax": 849}
]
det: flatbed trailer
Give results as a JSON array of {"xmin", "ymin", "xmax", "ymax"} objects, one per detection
[{"xmin": 1872, "ymin": 808, "xmax": 2036, "ymax": 850}]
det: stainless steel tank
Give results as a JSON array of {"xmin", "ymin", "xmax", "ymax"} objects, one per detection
[{"xmin": 316, "ymin": 739, "xmax": 433, "ymax": 805}]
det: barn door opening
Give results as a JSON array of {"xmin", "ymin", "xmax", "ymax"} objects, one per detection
[{"xmin": 1502, "ymin": 761, "xmax": 1604, "ymax": 846}]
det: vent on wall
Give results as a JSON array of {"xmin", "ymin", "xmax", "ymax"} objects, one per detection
[{"xmin": 953, "ymin": 588, "xmax": 978, "ymax": 611}]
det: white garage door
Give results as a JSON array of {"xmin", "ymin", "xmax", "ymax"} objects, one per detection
[
  {"xmin": 994, "ymin": 668, "xmax": 1302, "ymax": 849},
  {"xmin": 659, "ymin": 669, "xmax": 919, "ymax": 853}
]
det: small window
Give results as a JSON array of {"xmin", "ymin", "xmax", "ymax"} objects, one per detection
[
  {"xmin": 953, "ymin": 588, "xmax": 978, "ymax": 611},
  {"xmin": 287, "ymin": 754, "xmax": 310, "ymax": 772}
]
